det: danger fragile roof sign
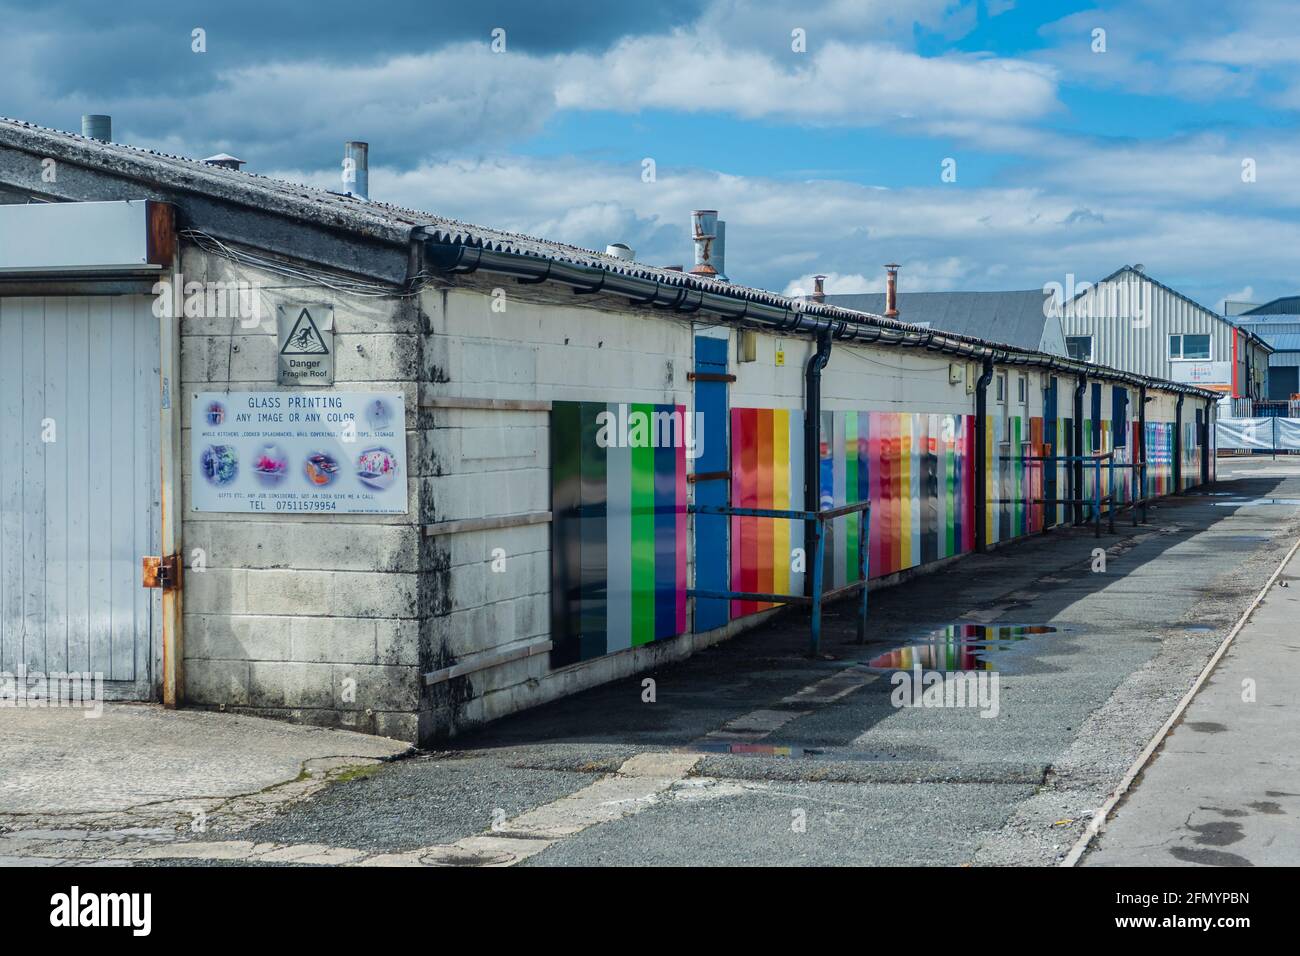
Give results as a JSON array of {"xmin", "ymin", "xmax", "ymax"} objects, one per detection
[{"xmin": 277, "ymin": 303, "xmax": 334, "ymax": 385}]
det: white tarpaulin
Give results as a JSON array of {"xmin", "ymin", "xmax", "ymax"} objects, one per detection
[{"xmin": 1216, "ymin": 416, "xmax": 1300, "ymax": 450}]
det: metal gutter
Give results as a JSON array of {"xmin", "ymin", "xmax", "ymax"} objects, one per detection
[{"xmin": 418, "ymin": 232, "xmax": 1220, "ymax": 401}]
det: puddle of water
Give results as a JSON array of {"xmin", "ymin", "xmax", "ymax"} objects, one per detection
[
  {"xmin": 865, "ymin": 624, "xmax": 1058, "ymax": 672},
  {"xmin": 1212, "ymin": 498, "xmax": 1300, "ymax": 506}
]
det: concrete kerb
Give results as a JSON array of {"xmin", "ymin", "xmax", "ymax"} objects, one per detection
[{"xmin": 1060, "ymin": 529, "xmax": 1300, "ymax": 867}]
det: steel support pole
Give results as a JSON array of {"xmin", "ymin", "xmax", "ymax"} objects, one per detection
[
  {"xmin": 856, "ymin": 510, "xmax": 869, "ymax": 644},
  {"xmin": 809, "ymin": 517, "xmax": 826, "ymax": 657}
]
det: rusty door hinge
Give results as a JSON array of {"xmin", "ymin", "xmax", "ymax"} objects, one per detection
[{"xmin": 142, "ymin": 554, "xmax": 182, "ymax": 590}]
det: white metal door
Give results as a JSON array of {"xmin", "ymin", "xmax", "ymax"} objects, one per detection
[{"xmin": 0, "ymin": 295, "xmax": 160, "ymax": 699}]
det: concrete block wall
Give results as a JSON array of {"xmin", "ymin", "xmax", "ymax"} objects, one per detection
[
  {"xmin": 419, "ymin": 282, "xmax": 705, "ymax": 738},
  {"xmin": 178, "ymin": 247, "xmax": 425, "ymax": 741}
]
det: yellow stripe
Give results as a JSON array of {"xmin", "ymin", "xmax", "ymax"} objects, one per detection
[{"xmin": 772, "ymin": 409, "xmax": 791, "ymax": 598}]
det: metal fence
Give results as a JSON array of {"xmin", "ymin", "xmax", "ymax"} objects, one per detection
[{"xmin": 687, "ymin": 500, "xmax": 870, "ymax": 656}]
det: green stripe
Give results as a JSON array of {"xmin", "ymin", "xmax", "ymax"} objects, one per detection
[{"xmin": 630, "ymin": 403, "xmax": 656, "ymax": 646}]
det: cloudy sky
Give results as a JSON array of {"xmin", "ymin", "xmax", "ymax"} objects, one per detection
[{"xmin": 5, "ymin": 0, "xmax": 1300, "ymax": 308}]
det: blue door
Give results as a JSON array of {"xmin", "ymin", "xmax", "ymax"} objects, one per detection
[{"xmin": 693, "ymin": 336, "xmax": 729, "ymax": 631}]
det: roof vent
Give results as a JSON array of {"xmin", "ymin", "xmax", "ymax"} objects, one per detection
[
  {"xmin": 81, "ymin": 114, "xmax": 111, "ymax": 142},
  {"xmin": 343, "ymin": 141, "xmax": 369, "ymax": 201},
  {"xmin": 203, "ymin": 153, "xmax": 246, "ymax": 171},
  {"xmin": 812, "ymin": 274, "xmax": 826, "ymax": 303},
  {"xmin": 605, "ymin": 242, "xmax": 635, "ymax": 261},
  {"xmin": 689, "ymin": 209, "xmax": 719, "ymax": 279},
  {"xmin": 884, "ymin": 263, "xmax": 900, "ymax": 318}
]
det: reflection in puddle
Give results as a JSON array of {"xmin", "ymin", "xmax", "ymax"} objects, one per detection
[{"xmin": 866, "ymin": 624, "xmax": 1058, "ymax": 672}]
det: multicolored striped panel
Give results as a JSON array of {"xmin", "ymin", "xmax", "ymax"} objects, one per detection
[
  {"xmin": 729, "ymin": 409, "xmax": 1066, "ymax": 607},
  {"xmin": 550, "ymin": 401, "xmax": 688, "ymax": 665},
  {"xmin": 729, "ymin": 408, "xmax": 805, "ymax": 618}
]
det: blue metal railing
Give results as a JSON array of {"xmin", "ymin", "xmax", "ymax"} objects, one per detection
[
  {"xmin": 687, "ymin": 500, "xmax": 871, "ymax": 656},
  {"xmin": 996, "ymin": 449, "xmax": 1151, "ymax": 536}
]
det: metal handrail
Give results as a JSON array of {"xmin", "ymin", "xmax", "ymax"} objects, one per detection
[{"xmin": 688, "ymin": 500, "xmax": 871, "ymax": 656}]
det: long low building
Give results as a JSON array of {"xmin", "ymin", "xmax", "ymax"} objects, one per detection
[{"xmin": 0, "ymin": 117, "xmax": 1219, "ymax": 743}]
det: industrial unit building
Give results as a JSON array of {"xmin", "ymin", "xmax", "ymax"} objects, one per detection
[
  {"xmin": 1229, "ymin": 298, "xmax": 1300, "ymax": 402},
  {"xmin": 0, "ymin": 117, "xmax": 1218, "ymax": 744},
  {"xmin": 1062, "ymin": 265, "xmax": 1271, "ymax": 400}
]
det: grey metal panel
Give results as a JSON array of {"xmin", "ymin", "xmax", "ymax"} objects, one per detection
[
  {"xmin": 0, "ymin": 294, "xmax": 157, "ymax": 697},
  {"xmin": 0, "ymin": 200, "xmax": 158, "ymax": 274},
  {"xmin": 822, "ymin": 290, "xmax": 1059, "ymax": 353},
  {"xmin": 1063, "ymin": 274, "xmax": 1231, "ymax": 384}
]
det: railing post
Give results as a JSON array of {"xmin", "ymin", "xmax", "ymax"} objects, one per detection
[
  {"xmin": 857, "ymin": 505, "xmax": 869, "ymax": 644},
  {"xmin": 1093, "ymin": 456, "xmax": 1101, "ymax": 538},
  {"xmin": 809, "ymin": 516, "xmax": 825, "ymax": 657},
  {"xmin": 1108, "ymin": 454, "xmax": 1116, "ymax": 534}
]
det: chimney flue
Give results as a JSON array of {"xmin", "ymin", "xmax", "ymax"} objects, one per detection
[
  {"xmin": 689, "ymin": 209, "xmax": 719, "ymax": 278},
  {"xmin": 81, "ymin": 114, "xmax": 111, "ymax": 142},
  {"xmin": 884, "ymin": 263, "xmax": 900, "ymax": 318},
  {"xmin": 343, "ymin": 141, "xmax": 369, "ymax": 200},
  {"xmin": 812, "ymin": 274, "xmax": 826, "ymax": 303}
]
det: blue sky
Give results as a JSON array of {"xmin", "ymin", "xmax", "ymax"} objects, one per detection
[{"xmin": 4, "ymin": 0, "xmax": 1300, "ymax": 309}]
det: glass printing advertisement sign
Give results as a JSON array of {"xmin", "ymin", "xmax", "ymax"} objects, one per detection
[{"xmin": 191, "ymin": 391, "xmax": 407, "ymax": 514}]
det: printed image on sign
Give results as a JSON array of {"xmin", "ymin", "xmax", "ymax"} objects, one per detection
[
  {"xmin": 191, "ymin": 391, "xmax": 407, "ymax": 514},
  {"xmin": 278, "ymin": 303, "xmax": 334, "ymax": 385}
]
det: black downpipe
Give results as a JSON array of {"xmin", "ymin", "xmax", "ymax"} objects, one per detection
[
  {"xmin": 1203, "ymin": 398, "xmax": 1212, "ymax": 485},
  {"xmin": 1072, "ymin": 373, "xmax": 1087, "ymax": 525},
  {"xmin": 974, "ymin": 356, "xmax": 995, "ymax": 552},
  {"xmin": 1138, "ymin": 385, "xmax": 1148, "ymax": 520},
  {"xmin": 804, "ymin": 330, "xmax": 833, "ymax": 516},
  {"xmin": 803, "ymin": 330, "xmax": 833, "ymax": 597},
  {"xmin": 1174, "ymin": 394, "xmax": 1185, "ymax": 492}
]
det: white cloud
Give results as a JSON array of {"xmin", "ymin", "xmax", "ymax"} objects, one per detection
[{"xmin": 555, "ymin": 33, "xmax": 1059, "ymax": 125}]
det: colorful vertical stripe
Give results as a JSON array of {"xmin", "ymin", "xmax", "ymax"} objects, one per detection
[
  {"xmin": 729, "ymin": 408, "xmax": 804, "ymax": 618},
  {"xmin": 550, "ymin": 401, "xmax": 688, "ymax": 665}
]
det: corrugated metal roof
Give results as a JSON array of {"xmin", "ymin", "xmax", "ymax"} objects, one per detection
[
  {"xmin": 1243, "ymin": 296, "xmax": 1300, "ymax": 315},
  {"xmin": 0, "ymin": 116, "xmax": 1222, "ymax": 398},
  {"xmin": 820, "ymin": 290, "xmax": 1059, "ymax": 354},
  {"xmin": 0, "ymin": 116, "xmax": 870, "ymax": 317},
  {"xmin": 1255, "ymin": 333, "xmax": 1300, "ymax": 351}
]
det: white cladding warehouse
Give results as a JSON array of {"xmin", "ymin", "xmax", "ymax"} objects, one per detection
[{"xmin": 0, "ymin": 118, "xmax": 1219, "ymax": 744}]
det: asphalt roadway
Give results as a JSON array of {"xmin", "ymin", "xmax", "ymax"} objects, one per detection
[
  {"xmin": 5, "ymin": 457, "xmax": 1298, "ymax": 867},
  {"xmin": 228, "ymin": 456, "xmax": 1300, "ymax": 866}
]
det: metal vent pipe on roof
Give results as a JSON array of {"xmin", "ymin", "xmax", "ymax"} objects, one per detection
[
  {"xmin": 813, "ymin": 274, "xmax": 826, "ymax": 303},
  {"xmin": 884, "ymin": 263, "xmax": 900, "ymax": 318},
  {"xmin": 344, "ymin": 141, "xmax": 369, "ymax": 200},
  {"xmin": 81, "ymin": 114, "xmax": 111, "ymax": 142},
  {"xmin": 690, "ymin": 209, "xmax": 718, "ymax": 278},
  {"xmin": 605, "ymin": 242, "xmax": 635, "ymax": 261}
]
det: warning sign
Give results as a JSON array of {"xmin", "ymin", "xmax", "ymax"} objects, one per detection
[{"xmin": 277, "ymin": 304, "xmax": 334, "ymax": 385}]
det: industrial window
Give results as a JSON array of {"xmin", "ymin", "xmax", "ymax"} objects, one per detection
[
  {"xmin": 1065, "ymin": 336, "xmax": 1093, "ymax": 362},
  {"xmin": 1017, "ymin": 374, "xmax": 1027, "ymax": 404},
  {"xmin": 1169, "ymin": 333, "xmax": 1211, "ymax": 360}
]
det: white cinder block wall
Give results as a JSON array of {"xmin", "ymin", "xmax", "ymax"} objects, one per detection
[
  {"xmin": 179, "ymin": 247, "xmax": 424, "ymax": 740},
  {"xmin": 176, "ymin": 255, "xmax": 1210, "ymax": 745}
]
